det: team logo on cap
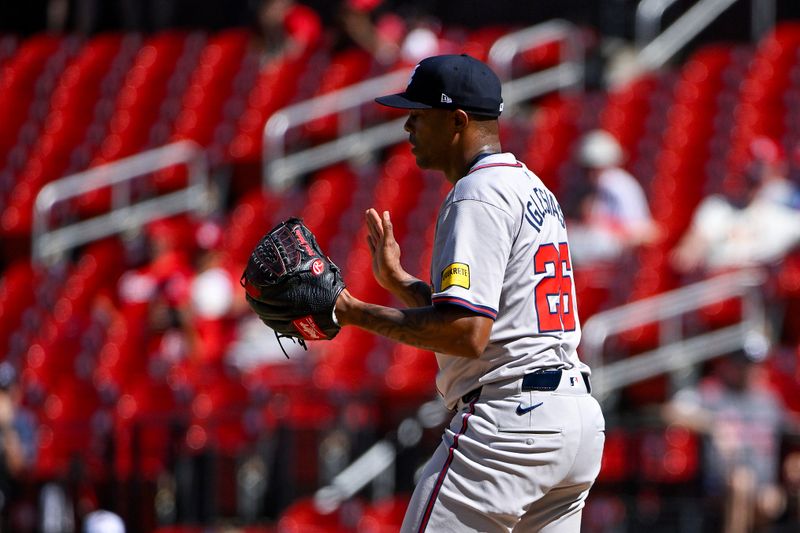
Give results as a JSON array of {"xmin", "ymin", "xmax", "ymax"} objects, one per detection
[
  {"xmin": 407, "ymin": 64, "xmax": 420, "ymax": 88},
  {"xmin": 441, "ymin": 93, "xmax": 453, "ymax": 104}
]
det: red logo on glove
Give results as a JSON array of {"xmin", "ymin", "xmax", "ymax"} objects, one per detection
[
  {"xmin": 311, "ymin": 259, "xmax": 324, "ymax": 276},
  {"xmin": 294, "ymin": 228, "xmax": 315, "ymax": 256},
  {"xmin": 292, "ymin": 316, "xmax": 327, "ymax": 340},
  {"xmin": 242, "ymin": 278, "xmax": 261, "ymax": 299}
]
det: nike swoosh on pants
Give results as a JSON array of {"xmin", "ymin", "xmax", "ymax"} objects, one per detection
[{"xmin": 516, "ymin": 401, "xmax": 544, "ymax": 415}]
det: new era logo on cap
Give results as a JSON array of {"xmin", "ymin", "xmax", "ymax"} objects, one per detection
[{"xmin": 375, "ymin": 54, "xmax": 503, "ymax": 117}]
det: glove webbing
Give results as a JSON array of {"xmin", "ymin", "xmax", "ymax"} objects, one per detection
[
  {"xmin": 239, "ymin": 272, "xmax": 308, "ymax": 359},
  {"xmin": 274, "ymin": 330, "xmax": 306, "ymax": 359}
]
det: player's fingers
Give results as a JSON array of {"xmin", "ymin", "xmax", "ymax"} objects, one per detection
[
  {"xmin": 381, "ymin": 211, "xmax": 395, "ymax": 244},
  {"xmin": 365, "ymin": 208, "xmax": 383, "ymax": 240},
  {"xmin": 366, "ymin": 233, "xmax": 376, "ymax": 253}
]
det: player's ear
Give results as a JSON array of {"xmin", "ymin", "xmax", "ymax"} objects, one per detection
[{"xmin": 452, "ymin": 109, "xmax": 469, "ymax": 132}]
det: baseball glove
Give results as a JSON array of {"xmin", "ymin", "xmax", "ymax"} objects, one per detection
[{"xmin": 240, "ymin": 217, "xmax": 345, "ymax": 355}]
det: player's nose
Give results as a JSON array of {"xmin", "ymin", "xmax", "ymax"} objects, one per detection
[{"xmin": 403, "ymin": 115, "xmax": 414, "ymax": 134}]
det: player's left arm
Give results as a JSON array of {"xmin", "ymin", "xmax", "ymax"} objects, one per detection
[{"xmin": 335, "ymin": 290, "xmax": 492, "ymax": 358}]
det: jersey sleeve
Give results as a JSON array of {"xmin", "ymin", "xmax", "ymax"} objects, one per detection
[{"xmin": 431, "ymin": 198, "xmax": 514, "ymax": 320}]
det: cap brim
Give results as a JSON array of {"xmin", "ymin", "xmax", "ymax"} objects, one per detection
[{"xmin": 375, "ymin": 93, "xmax": 432, "ymax": 110}]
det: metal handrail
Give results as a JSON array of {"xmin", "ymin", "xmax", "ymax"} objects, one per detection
[
  {"xmin": 583, "ymin": 269, "xmax": 768, "ymax": 399},
  {"xmin": 32, "ymin": 140, "xmax": 211, "ymax": 265},
  {"xmin": 488, "ymin": 19, "xmax": 584, "ymax": 109},
  {"xmin": 263, "ymin": 68, "xmax": 411, "ymax": 163},
  {"xmin": 263, "ymin": 20, "xmax": 584, "ymax": 192},
  {"xmin": 636, "ymin": 0, "xmax": 776, "ymax": 53},
  {"xmin": 635, "ymin": 0, "xmax": 684, "ymax": 48},
  {"xmin": 635, "ymin": 0, "xmax": 739, "ymax": 70},
  {"xmin": 262, "ymin": 68, "xmax": 411, "ymax": 191},
  {"xmin": 488, "ymin": 19, "xmax": 582, "ymax": 82}
]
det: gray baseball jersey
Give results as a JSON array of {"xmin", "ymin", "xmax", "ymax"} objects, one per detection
[
  {"xmin": 430, "ymin": 152, "xmax": 589, "ymax": 409},
  {"xmin": 401, "ymin": 152, "xmax": 604, "ymax": 532}
]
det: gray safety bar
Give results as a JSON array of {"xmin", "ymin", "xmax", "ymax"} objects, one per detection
[
  {"xmin": 263, "ymin": 20, "xmax": 584, "ymax": 191},
  {"xmin": 32, "ymin": 140, "xmax": 211, "ymax": 265}
]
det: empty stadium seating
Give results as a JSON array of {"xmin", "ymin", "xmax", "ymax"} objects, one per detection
[{"xmin": 0, "ymin": 17, "xmax": 799, "ymax": 533}]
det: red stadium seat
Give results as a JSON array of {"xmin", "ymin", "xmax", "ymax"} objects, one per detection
[
  {"xmin": 277, "ymin": 498, "xmax": 354, "ymax": 533},
  {"xmin": 461, "ymin": 26, "xmax": 509, "ymax": 62},
  {"xmin": 600, "ymin": 74, "xmax": 660, "ymax": 168},
  {"xmin": 638, "ymin": 426, "xmax": 700, "ymax": 484},
  {"xmin": 381, "ymin": 343, "xmax": 437, "ymax": 400},
  {"xmin": 300, "ymin": 164, "xmax": 358, "ymax": 250},
  {"xmin": 303, "ymin": 48, "xmax": 374, "ymax": 143},
  {"xmin": 357, "ymin": 495, "xmax": 410, "ymax": 533},
  {"xmin": 229, "ymin": 57, "xmax": 308, "ymax": 162},
  {"xmin": 628, "ymin": 44, "xmax": 735, "ymax": 304},
  {"xmin": 524, "ymin": 94, "xmax": 582, "ymax": 191},
  {"xmin": 0, "ymin": 260, "xmax": 35, "ymax": 353},
  {"xmin": 113, "ymin": 377, "xmax": 190, "ymax": 480},
  {"xmin": 35, "ymin": 382, "xmax": 107, "ymax": 479},
  {"xmin": 0, "ymin": 34, "xmax": 63, "ymax": 177},
  {"xmin": 223, "ymin": 188, "xmax": 282, "ymax": 264},
  {"xmin": 170, "ymin": 29, "xmax": 249, "ymax": 148},
  {"xmin": 186, "ymin": 369, "xmax": 254, "ymax": 454}
]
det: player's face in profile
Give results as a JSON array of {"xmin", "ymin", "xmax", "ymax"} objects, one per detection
[{"xmin": 404, "ymin": 108, "xmax": 455, "ymax": 170}]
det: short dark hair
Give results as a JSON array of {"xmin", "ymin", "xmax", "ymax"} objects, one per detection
[{"xmin": 467, "ymin": 112, "xmax": 497, "ymax": 122}]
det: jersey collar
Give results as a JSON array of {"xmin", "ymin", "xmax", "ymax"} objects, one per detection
[{"xmin": 465, "ymin": 152, "xmax": 522, "ymax": 175}]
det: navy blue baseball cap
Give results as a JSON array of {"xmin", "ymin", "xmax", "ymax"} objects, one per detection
[{"xmin": 375, "ymin": 54, "xmax": 504, "ymax": 117}]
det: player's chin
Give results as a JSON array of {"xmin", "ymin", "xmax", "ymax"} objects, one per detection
[{"xmin": 410, "ymin": 149, "xmax": 432, "ymax": 169}]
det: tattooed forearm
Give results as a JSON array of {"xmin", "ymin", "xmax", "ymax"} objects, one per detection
[
  {"xmin": 384, "ymin": 275, "xmax": 432, "ymax": 308},
  {"xmin": 345, "ymin": 300, "xmax": 488, "ymax": 358},
  {"xmin": 399, "ymin": 280, "xmax": 433, "ymax": 308},
  {"xmin": 335, "ymin": 289, "xmax": 492, "ymax": 358},
  {"xmin": 359, "ymin": 305, "xmax": 439, "ymax": 349}
]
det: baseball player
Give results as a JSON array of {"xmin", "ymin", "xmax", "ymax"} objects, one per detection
[{"xmin": 333, "ymin": 54, "xmax": 605, "ymax": 532}]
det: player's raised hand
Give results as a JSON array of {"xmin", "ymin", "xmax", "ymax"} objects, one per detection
[{"xmin": 365, "ymin": 208, "xmax": 405, "ymax": 291}]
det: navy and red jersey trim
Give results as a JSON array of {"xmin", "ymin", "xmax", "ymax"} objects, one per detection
[
  {"xmin": 467, "ymin": 161, "xmax": 523, "ymax": 175},
  {"xmin": 432, "ymin": 295, "xmax": 498, "ymax": 320},
  {"xmin": 417, "ymin": 397, "xmax": 478, "ymax": 532}
]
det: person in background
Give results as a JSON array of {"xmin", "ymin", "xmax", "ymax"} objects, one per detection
[
  {"xmin": 0, "ymin": 362, "xmax": 37, "ymax": 532},
  {"xmin": 783, "ymin": 451, "xmax": 800, "ymax": 528},
  {"xmin": 567, "ymin": 129, "xmax": 658, "ymax": 266},
  {"xmin": 663, "ymin": 349, "xmax": 798, "ymax": 533},
  {"xmin": 83, "ymin": 509, "xmax": 125, "ymax": 533},
  {"xmin": 337, "ymin": 0, "xmax": 405, "ymax": 65},
  {"xmin": 252, "ymin": 0, "xmax": 322, "ymax": 62},
  {"xmin": 671, "ymin": 136, "xmax": 800, "ymax": 274}
]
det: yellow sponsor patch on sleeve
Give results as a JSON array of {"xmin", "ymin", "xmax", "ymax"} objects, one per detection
[{"xmin": 441, "ymin": 263, "xmax": 470, "ymax": 290}]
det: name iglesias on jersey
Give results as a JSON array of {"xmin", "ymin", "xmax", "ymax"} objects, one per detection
[{"xmin": 524, "ymin": 186, "xmax": 565, "ymax": 232}]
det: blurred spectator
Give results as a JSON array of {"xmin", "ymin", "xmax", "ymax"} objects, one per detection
[
  {"xmin": 671, "ymin": 137, "xmax": 800, "ymax": 274},
  {"xmin": 663, "ymin": 350, "xmax": 797, "ymax": 533},
  {"xmin": 335, "ymin": 0, "xmax": 401, "ymax": 65},
  {"xmin": 784, "ymin": 451, "xmax": 800, "ymax": 527},
  {"xmin": 83, "ymin": 509, "xmax": 125, "ymax": 533},
  {"xmin": 0, "ymin": 362, "xmax": 37, "ymax": 532},
  {"xmin": 251, "ymin": 0, "xmax": 322, "ymax": 62},
  {"xmin": 188, "ymin": 221, "xmax": 243, "ymax": 365},
  {"xmin": 567, "ymin": 129, "xmax": 658, "ymax": 265},
  {"xmin": 39, "ymin": 483, "xmax": 74, "ymax": 533},
  {"xmin": 398, "ymin": 19, "xmax": 440, "ymax": 65},
  {"xmin": 117, "ymin": 217, "xmax": 198, "ymax": 377}
]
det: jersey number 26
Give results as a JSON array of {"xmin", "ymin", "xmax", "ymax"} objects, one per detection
[{"xmin": 534, "ymin": 242, "xmax": 576, "ymax": 332}]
